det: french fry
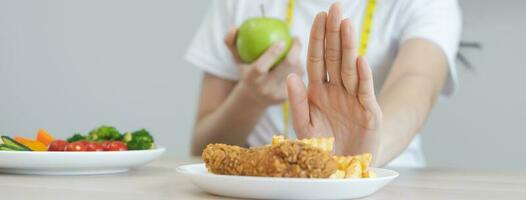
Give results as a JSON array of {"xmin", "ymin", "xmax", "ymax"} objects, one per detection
[
  {"xmin": 329, "ymin": 170, "xmax": 346, "ymax": 179},
  {"xmin": 333, "ymin": 155, "xmax": 354, "ymax": 170},
  {"xmin": 333, "ymin": 153, "xmax": 373, "ymax": 179},
  {"xmin": 271, "ymin": 135, "xmax": 286, "ymax": 145},
  {"xmin": 345, "ymin": 159, "xmax": 362, "ymax": 178}
]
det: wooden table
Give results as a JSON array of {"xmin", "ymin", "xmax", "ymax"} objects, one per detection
[{"xmin": 1, "ymin": 157, "xmax": 525, "ymax": 200}]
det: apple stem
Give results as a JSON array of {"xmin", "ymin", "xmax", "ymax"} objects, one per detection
[{"xmin": 260, "ymin": 4, "xmax": 266, "ymax": 17}]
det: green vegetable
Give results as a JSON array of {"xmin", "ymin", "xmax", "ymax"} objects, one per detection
[
  {"xmin": 125, "ymin": 129, "xmax": 155, "ymax": 150},
  {"xmin": 88, "ymin": 125, "xmax": 122, "ymax": 141},
  {"xmin": 1, "ymin": 136, "xmax": 31, "ymax": 151},
  {"xmin": 122, "ymin": 132, "xmax": 132, "ymax": 143},
  {"xmin": 67, "ymin": 133, "xmax": 88, "ymax": 143},
  {"xmin": 0, "ymin": 144, "xmax": 15, "ymax": 151}
]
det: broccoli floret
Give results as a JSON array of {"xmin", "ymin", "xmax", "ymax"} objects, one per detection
[
  {"xmin": 88, "ymin": 125, "xmax": 122, "ymax": 141},
  {"xmin": 67, "ymin": 133, "xmax": 88, "ymax": 143},
  {"xmin": 125, "ymin": 129, "xmax": 155, "ymax": 150},
  {"xmin": 122, "ymin": 132, "xmax": 133, "ymax": 143}
]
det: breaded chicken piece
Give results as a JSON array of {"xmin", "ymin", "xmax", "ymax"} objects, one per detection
[{"xmin": 202, "ymin": 141, "xmax": 338, "ymax": 178}]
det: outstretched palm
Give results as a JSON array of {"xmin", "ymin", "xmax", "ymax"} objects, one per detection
[{"xmin": 287, "ymin": 3, "xmax": 382, "ymax": 156}]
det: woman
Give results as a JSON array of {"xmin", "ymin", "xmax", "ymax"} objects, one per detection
[{"xmin": 185, "ymin": 0, "xmax": 461, "ymax": 167}]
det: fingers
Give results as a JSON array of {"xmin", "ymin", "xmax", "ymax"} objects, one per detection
[
  {"xmin": 269, "ymin": 38, "xmax": 303, "ymax": 81},
  {"xmin": 287, "ymin": 74, "xmax": 310, "ymax": 137},
  {"xmin": 325, "ymin": 3, "xmax": 343, "ymax": 85},
  {"xmin": 224, "ymin": 27, "xmax": 241, "ymax": 63},
  {"xmin": 246, "ymin": 41, "xmax": 286, "ymax": 80},
  {"xmin": 341, "ymin": 18, "xmax": 359, "ymax": 95},
  {"xmin": 307, "ymin": 12, "xmax": 327, "ymax": 84},
  {"xmin": 356, "ymin": 56, "xmax": 378, "ymax": 111}
]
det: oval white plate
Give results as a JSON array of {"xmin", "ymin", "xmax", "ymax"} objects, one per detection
[
  {"xmin": 0, "ymin": 147, "xmax": 165, "ymax": 175},
  {"xmin": 177, "ymin": 163, "xmax": 398, "ymax": 200}
]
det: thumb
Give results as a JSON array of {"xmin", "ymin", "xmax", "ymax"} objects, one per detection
[
  {"xmin": 357, "ymin": 56, "xmax": 380, "ymax": 113},
  {"xmin": 287, "ymin": 74, "xmax": 310, "ymax": 138}
]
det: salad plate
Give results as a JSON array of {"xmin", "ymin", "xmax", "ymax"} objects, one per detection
[
  {"xmin": 0, "ymin": 125, "xmax": 163, "ymax": 175},
  {"xmin": 0, "ymin": 147, "xmax": 165, "ymax": 175}
]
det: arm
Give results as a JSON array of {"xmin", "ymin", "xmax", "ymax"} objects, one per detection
[
  {"xmin": 191, "ymin": 73, "xmax": 268, "ymax": 155},
  {"xmin": 191, "ymin": 29, "xmax": 304, "ymax": 156},
  {"xmin": 286, "ymin": 3, "xmax": 449, "ymax": 167},
  {"xmin": 376, "ymin": 38, "xmax": 448, "ymax": 165}
]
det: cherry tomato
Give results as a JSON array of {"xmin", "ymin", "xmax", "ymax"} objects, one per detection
[
  {"xmin": 106, "ymin": 141, "xmax": 127, "ymax": 151},
  {"xmin": 86, "ymin": 142, "xmax": 104, "ymax": 151},
  {"xmin": 66, "ymin": 141, "xmax": 87, "ymax": 151},
  {"xmin": 101, "ymin": 141, "xmax": 112, "ymax": 151},
  {"xmin": 78, "ymin": 140, "xmax": 90, "ymax": 146},
  {"xmin": 48, "ymin": 140, "xmax": 69, "ymax": 151}
]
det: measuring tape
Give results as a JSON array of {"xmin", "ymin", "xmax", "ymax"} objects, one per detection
[{"xmin": 281, "ymin": 0, "xmax": 377, "ymax": 137}]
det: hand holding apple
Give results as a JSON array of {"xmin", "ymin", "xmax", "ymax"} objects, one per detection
[
  {"xmin": 236, "ymin": 17, "xmax": 293, "ymax": 67},
  {"xmin": 224, "ymin": 24, "xmax": 303, "ymax": 107}
]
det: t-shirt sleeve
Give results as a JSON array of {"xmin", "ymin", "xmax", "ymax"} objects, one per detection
[
  {"xmin": 399, "ymin": 0, "xmax": 462, "ymax": 97},
  {"xmin": 184, "ymin": 0, "xmax": 240, "ymax": 80}
]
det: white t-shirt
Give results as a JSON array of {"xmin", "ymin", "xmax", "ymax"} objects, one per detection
[{"xmin": 185, "ymin": 0, "xmax": 462, "ymax": 167}]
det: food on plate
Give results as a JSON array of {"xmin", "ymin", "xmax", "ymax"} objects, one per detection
[
  {"xmin": 0, "ymin": 136, "xmax": 31, "ymax": 151},
  {"xmin": 203, "ymin": 135, "xmax": 374, "ymax": 179},
  {"xmin": 36, "ymin": 129, "xmax": 55, "ymax": 146},
  {"xmin": 333, "ymin": 154, "xmax": 376, "ymax": 178},
  {"xmin": 106, "ymin": 141, "xmax": 128, "ymax": 151},
  {"xmin": 48, "ymin": 140, "xmax": 69, "ymax": 151},
  {"xmin": 101, "ymin": 141, "xmax": 112, "ymax": 150},
  {"xmin": 272, "ymin": 135, "xmax": 374, "ymax": 179},
  {"xmin": 67, "ymin": 133, "xmax": 87, "ymax": 143},
  {"xmin": 203, "ymin": 141, "xmax": 337, "ymax": 178},
  {"xmin": 86, "ymin": 142, "xmax": 104, "ymax": 151},
  {"xmin": 14, "ymin": 136, "xmax": 47, "ymax": 151},
  {"xmin": 66, "ymin": 141, "xmax": 87, "ymax": 151},
  {"xmin": 0, "ymin": 125, "xmax": 157, "ymax": 152},
  {"xmin": 88, "ymin": 125, "xmax": 122, "ymax": 141},
  {"xmin": 122, "ymin": 129, "xmax": 155, "ymax": 150},
  {"xmin": 272, "ymin": 135, "xmax": 334, "ymax": 153}
]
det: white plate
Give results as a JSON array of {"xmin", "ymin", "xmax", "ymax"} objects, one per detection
[
  {"xmin": 0, "ymin": 147, "xmax": 165, "ymax": 175},
  {"xmin": 177, "ymin": 163, "xmax": 398, "ymax": 200}
]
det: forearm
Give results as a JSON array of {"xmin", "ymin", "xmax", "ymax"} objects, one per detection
[
  {"xmin": 375, "ymin": 74, "xmax": 440, "ymax": 166},
  {"xmin": 191, "ymin": 83, "xmax": 268, "ymax": 155},
  {"xmin": 370, "ymin": 38, "xmax": 448, "ymax": 166}
]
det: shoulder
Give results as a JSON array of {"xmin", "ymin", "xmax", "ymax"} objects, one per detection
[
  {"xmin": 389, "ymin": 0, "xmax": 460, "ymax": 15},
  {"xmin": 209, "ymin": 0, "xmax": 287, "ymax": 25},
  {"xmin": 379, "ymin": 0, "xmax": 461, "ymax": 31},
  {"xmin": 387, "ymin": 0, "xmax": 459, "ymax": 8}
]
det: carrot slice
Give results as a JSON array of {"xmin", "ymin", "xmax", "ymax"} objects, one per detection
[
  {"xmin": 14, "ymin": 138, "xmax": 48, "ymax": 151},
  {"xmin": 15, "ymin": 136, "xmax": 34, "ymax": 144},
  {"xmin": 37, "ymin": 129, "xmax": 54, "ymax": 146},
  {"xmin": 24, "ymin": 141, "xmax": 48, "ymax": 151}
]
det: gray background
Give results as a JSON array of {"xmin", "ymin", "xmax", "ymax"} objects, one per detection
[{"xmin": 0, "ymin": 0, "xmax": 524, "ymax": 170}]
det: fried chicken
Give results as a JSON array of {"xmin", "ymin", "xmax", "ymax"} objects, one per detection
[{"xmin": 202, "ymin": 141, "xmax": 338, "ymax": 178}]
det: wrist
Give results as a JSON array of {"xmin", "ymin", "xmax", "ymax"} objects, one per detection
[
  {"xmin": 232, "ymin": 82, "xmax": 271, "ymax": 111},
  {"xmin": 338, "ymin": 128, "xmax": 381, "ymax": 157}
]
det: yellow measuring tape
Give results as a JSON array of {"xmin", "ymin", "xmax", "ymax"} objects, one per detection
[
  {"xmin": 281, "ymin": 0, "xmax": 377, "ymax": 137},
  {"xmin": 359, "ymin": 0, "xmax": 376, "ymax": 56}
]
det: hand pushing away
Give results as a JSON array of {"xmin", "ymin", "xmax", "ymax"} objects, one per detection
[{"xmin": 287, "ymin": 3, "xmax": 382, "ymax": 159}]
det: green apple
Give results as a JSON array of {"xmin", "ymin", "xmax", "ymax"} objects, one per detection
[{"xmin": 236, "ymin": 17, "xmax": 292, "ymax": 67}]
